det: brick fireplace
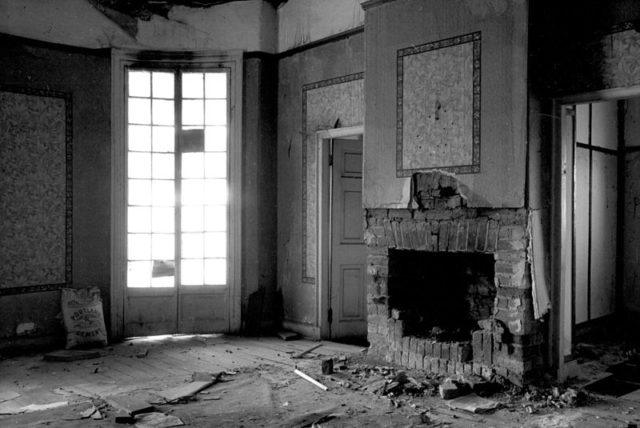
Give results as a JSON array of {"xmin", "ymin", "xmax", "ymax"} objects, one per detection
[{"xmin": 364, "ymin": 173, "xmax": 543, "ymax": 385}]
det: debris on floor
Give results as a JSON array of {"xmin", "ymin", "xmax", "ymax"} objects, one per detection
[
  {"xmin": 106, "ymin": 393, "xmax": 155, "ymax": 417},
  {"xmin": 156, "ymin": 371, "xmax": 232, "ymax": 403},
  {"xmin": 134, "ymin": 411, "xmax": 184, "ymax": 428},
  {"xmin": 292, "ymin": 343, "xmax": 323, "ymax": 359},
  {"xmin": 1, "ymin": 400, "xmax": 70, "ymax": 415},
  {"xmin": 277, "ymin": 330, "xmax": 300, "ymax": 341},
  {"xmin": 3, "ymin": 335, "xmax": 640, "ymax": 427},
  {"xmin": 321, "ymin": 358, "xmax": 334, "ymax": 374},
  {"xmin": 43, "ymin": 349, "xmax": 101, "ymax": 362},
  {"xmin": 294, "ymin": 368, "xmax": 329, "ymax": 391},
  {"xmin": 446, "ymin": 392, "xmax": 500, "ymax": 413}
]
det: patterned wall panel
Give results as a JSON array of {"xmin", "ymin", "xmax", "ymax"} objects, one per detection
[
  {"xmin": 601, "ymin": 27, "xmax": 640, "ymax": 89},
  {"xmin": 0, "ymin": 87, "xmax": 72, "ymax": 295},
  {"xmin": 397, "ymin": 32, "xmax": 481, "ymax": 176},
  {"xmin": 302, "ymin": 73, "xmax": 364, "ymax": 284}
]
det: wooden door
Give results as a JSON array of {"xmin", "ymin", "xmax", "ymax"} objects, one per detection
[{"xmin": 329, "ymin": 138, "xmax": 366, "ymax": 340}]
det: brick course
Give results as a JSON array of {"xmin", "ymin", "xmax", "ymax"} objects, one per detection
[{"xmin": 364, "ymin": 206, "xmax": 543, "ymax": 385}]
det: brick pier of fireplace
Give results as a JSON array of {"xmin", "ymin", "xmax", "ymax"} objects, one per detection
[{"xmin": 364, "ymin": 176, "xmax": 544, "ymax": 385}]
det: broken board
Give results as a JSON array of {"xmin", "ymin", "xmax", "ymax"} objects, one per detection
[
  {"xmin": 156, "ymin": 380, "xmax": 214, "ymax": 403},
  {"xmin": 44, "ymin": 350, "xmax": 101, "ymax": 362},
  {"xmin": 277, "ymin": 331, "xmax": 300, "ymax": 341}
]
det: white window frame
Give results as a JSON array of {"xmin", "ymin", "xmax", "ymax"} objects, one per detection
[{"xmin": 110, "ymin": 49, "xmax": 243, "ymax": 339}]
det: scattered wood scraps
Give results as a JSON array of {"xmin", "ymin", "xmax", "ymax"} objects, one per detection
[{"xmin": 291, "ymin": 343, "xmax": 322, "ymax": 359}]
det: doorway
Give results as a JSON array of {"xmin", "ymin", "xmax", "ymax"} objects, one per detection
[
  {"xmin": 110, "ymin": 51, "xmax": 243, "ymax": 340},
  {"xmin": 556, "ymin": 93, "xmax": 640, "ymax": 393},
  {"xmin": 316, "ymin": 127, "xmax": 367, "ymax": 343}
]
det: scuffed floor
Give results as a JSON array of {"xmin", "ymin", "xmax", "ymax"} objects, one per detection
[{"xmin": 0, "ymin": 335, "xmax": 640, "ymax": 427}]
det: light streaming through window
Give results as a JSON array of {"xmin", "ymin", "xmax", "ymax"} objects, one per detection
[{"xmin": 126, "ymin": 69, "xmax": 228, "ymax": 288}]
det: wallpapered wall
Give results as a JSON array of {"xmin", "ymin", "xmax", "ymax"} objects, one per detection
[
  {"xmin": 301, "ymin": 74, "xmax": 364, "ymax": 285},
  {"xmin": 277, "ymin": 33, "xmax": 364, "ymax": 332},
  {"xmin": 0, "ymin": 36, "xmax": 110, "ymax": 348},
  {"xmin": 364, "ymin": 0, "xmax": 528, "ymax": 208},
  {"xmin": 0, "ymin": 89, "xmax": 71, "ymax": 292}
]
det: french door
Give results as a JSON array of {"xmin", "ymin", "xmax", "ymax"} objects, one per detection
[{"xmin": 112, "ymin": 53, "xmax": 242, "ymax": 338}]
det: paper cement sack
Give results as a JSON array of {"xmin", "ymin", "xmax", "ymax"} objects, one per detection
[{"xmin": 61, "ymin": 287, "xmax": 108, "ymax": 349}]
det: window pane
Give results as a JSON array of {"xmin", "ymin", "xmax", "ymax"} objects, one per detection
[
  {"xmin": 129, "ymin": 125, "xmax": 151, "ymax": 152},
  {"xmin": 182, "ymin": 153, "xmax": 204, "ymax": 178},
  {"xmin": 129, "ymin": 71, "xmax": 150, "ymax": 97},
  {"xmin": 128, "ymin": 233, "xmax": 151, "ymax": 260},
  {"xmin": 182, "ymin": 73, "xmax": 204, "ymax": 98},
  {"xmin": 151, "ymin": 275, "xmax": 174, "ymax": 288},
  {"xmin": 205, "ymin": 205, "xmax": 226, "ymax": 231},
  {"xmin": 129, "ymin": 179, "xmax": 152, "ymax": 206},
  {"xmin": 182, "ymin": 206, "xmax": 204, "ymax": 232},
  {"xmin": 205, "ymin": 73, "xmax": 227, "ymax": 99},
  {"xmin": 183, "ymin": 100, "xmax": 204, "ymax": 126},
  {"xmin": 129, "ymin": 152, "xmax": 151, "ymax": 178},
  {"xmin": 152, "ymin": 180, "xmax": 175, "ymax": 206},
  {"xmin": 152, "ymin": 233, "xmax": 174, "ymax": 259},
  {"xmin": 152, "ymin": 126, "xmax": 174, "ymax": 152},
  {"xmin": 205, "ymin": 259, "xmax": 226, "ymax": 285},
  {"xmin": 182, "ymin": 233, "xmax": 204, "ymax": 258},
  {"xmin": 128, "ymin": 261, "xmax": 152, "ymax": 287},
  {"xmin": 205, "ymin": 179, "xmax": 227, "ymax": 205},
  {"xmin": 128, "ymin": 98, "xmax": 151, "ymax": 124},
  {"xmin": 205, "ymin": 153, "xmax": 226, "ymax": 178},
  {"xmin": 205, "ymin": 126, "xmax": 227, "ymax": 152},
  {"xmin": 153, "ymin": 72, "xmax": 174, "ymax": 99},
  {"xmin": 182, "ymin": 259, "xmax": 204, "ymax": 285},
  {"xmin": 128, "ymin": 207, "xmax": 151, "ymax": 233},
  {"xmin": 152, "ymin": 153, "xmax": 174, "ymax": 179},
  {"xmin": 205, "ymin": 232, "xmax": 226, "ymax": 258},
  {"xmin": 182, "ymin": 179, "xmax": 204, "ymax": 205},
  {"xmin": 205, "ymin": 100, "xmax": 227, "ymax": 125},
  {"xmin": 153, "ymin": 99, "xmax": 174, "ymax": 126},
  {"xmin": 152, "ymin": 207, "xmax": 174, "ymax": 233}
]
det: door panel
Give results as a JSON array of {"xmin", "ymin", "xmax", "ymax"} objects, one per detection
[
  {"xmin": 339, "ymin": 265, "xmax": 364, "ymax": 319},
  {"xmin": 330, "ymin": 138, "xmax": 366, "ymax": 340},
  {"xmin": 125, "ymin": 288, "xmax": 176, "ymax": 337},
  {"xmin": 178, "ymin": 289, "xmax": 228, "ymax": 333}
]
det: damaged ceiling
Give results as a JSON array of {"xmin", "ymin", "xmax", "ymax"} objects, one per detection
[{"xmin": 93, "ymin": 0, "xmax": 287, "ymax": 20}]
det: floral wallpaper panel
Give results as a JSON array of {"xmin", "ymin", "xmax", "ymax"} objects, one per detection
[{"xmin": 0, "ymin": 89, "xmax": 71, "ymax": 292}]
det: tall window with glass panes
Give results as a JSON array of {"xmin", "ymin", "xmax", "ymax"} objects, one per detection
[{"xmin": 126, "ymin": 69, "xmax": 228, "ymax": 289}]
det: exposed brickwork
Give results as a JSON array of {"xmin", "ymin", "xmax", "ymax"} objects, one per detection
[{"xmin": 364, "ymin": 206, "xmax": 544, "ymax": 386}]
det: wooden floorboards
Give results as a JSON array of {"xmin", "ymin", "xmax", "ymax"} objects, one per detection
[{"xmin": 0, "ymin": 334, "xmax": 365, "ymax": 415}]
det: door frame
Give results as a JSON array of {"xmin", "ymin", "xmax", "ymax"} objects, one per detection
[
  {"xmin": 110, "ymin": 49, "xmax": 243, "ymax": 340},
  {"xmin": 315, "ymin": 125, "xmax": 364, "ymax": 339},
  {"xmin": 552, "ymin": 86, "xmax": 640, "ymax": 380}
]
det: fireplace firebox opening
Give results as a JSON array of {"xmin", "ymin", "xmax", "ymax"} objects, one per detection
[{"xmin": 388, "ymin": 250, "xmax": 496, "ymax": 342}]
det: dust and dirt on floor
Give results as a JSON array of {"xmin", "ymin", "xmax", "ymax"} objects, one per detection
[{"xmin": 1, "ymin": 336, "xmax": 640, "ymax": 427}]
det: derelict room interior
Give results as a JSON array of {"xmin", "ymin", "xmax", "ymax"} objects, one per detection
[{"xmin": 5, "ymin": 0, "xmax": 640, "ymax": 427}]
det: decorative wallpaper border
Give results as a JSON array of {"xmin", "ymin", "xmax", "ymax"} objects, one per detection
[
  {"xmin": 396, "ymin": 32, "xmax": 481, "ymax": 176},
  {"xmin": 0, "ymin": 283, "xmax": 65, "ymax": 297},
  {"xmin": 301, "ymin": 72, "xmax": 364, "ymax": 284},
  {"xmin": 0, "ymin": 85, "xmax": 72, "ymax": 296}
]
